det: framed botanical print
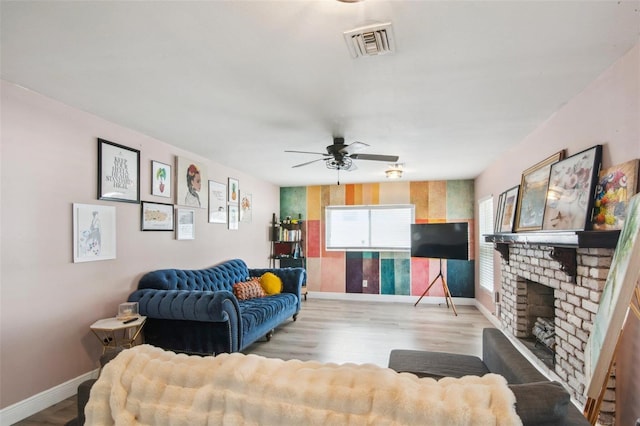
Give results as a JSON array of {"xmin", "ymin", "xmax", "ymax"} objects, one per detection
[
  {"xmin": 240, "ymin": 192, "xmax": 252, "ymax": 223},
  {"xmin": 141, "ymin": 201, "xmax": 174, "ymax": 231},
  {"xmin": 542, "ymin": 145, "xmax": 602, "ymax": 231},
  {"xmin": 151, "ymin": 160, "xmax": 172, "ymax": 198},
  {"xmin": 228, "ymin": 178, "xmax": 239, "ymax": 205},
  {"xmin": 73, "ymin": 203, "xmax": 116, "ymax": 262},
  {"xmin": 514, "ymin": 151, "xmax": 565, "ymax": 232},
  {"xmin": 98, "ymin": 138, "xmax": 140, "ymax": 203},
  {"xmin": 208, "ymin": 180, "xmax": 227, "ymax": 224},
  {"xmin": 499, "ymin": 185, "xmax": 519, "ymax": 233}
]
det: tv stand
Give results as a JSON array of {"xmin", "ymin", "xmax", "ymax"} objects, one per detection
[{"xmin": 414, "ymin": 258, "xmax": 457, "ymax": 316}]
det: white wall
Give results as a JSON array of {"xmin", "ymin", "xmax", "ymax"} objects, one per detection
[{"xmin": 0, "ymin": 80, "xmax": 280, "ymax": 411}]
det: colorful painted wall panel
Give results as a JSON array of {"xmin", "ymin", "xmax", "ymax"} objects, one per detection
[
  {"xmin": 447, "ymin": 259, "xmax": 475, "ymax": 297},
  {"xmin": 280, "ymin": 186, "xmax": 306, "ymax": 220},
  {"xmin": 279, "ymin": 179, "xmax": 475, "ymax": 298}
]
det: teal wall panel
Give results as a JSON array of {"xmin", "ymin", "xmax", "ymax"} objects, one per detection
[
  {"xmin": 280, "ymin": 187, "xmax": 307, "ymax": 220},
  {"xmin": 446, "ymin": 259, "xmax": 475, "ymax": 297},
  {"xmin": 446, "ymin": 180, "xmax": 474, "ymax": 220}
]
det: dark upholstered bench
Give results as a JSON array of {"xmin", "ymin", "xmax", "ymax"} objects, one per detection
[{"xmin": 388, "ymin": 328, "xmax": 590, "ymax": 426}]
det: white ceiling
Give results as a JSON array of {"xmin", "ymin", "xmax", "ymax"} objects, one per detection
[{"xmin": 2, "ymin": 1, "xmax": 639, "ymax": 186}]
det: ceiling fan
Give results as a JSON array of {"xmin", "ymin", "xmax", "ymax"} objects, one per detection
[{"xmin": 286, "ymin": 137, "xmax": 399, "ymax": 180}]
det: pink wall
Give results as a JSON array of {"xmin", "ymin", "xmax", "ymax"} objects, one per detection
[
  {"xmin": 0, "ymin": 81, "xmax": 280, "ymax": 409},
  {"xmin": 474, "ymin": 44, "xmax": 639, "ymax": 421}
]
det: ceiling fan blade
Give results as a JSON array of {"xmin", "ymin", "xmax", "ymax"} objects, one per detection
[
  {"xmin": 292, "ymin": 158, "xmax": 326, "ymax": 168},
  {"xmin": 285, "ymin": 150, "xmax": 329, "ymax": 156},
  {"xmin": 340, "ymin": 141, "xmax": 369, "ymax": 155},
  {"xmin": 350, "ymin": 153, "xmax": 399, "ymax": 162}
]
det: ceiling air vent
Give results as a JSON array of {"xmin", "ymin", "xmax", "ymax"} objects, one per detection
[{"xmin": 343, "ymin": 22, "xmax": 395, "ymax": 58}]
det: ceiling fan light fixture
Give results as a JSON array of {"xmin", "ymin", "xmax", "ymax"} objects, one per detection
[{"xmin": 385, "ymin": 163, "xmax": 404, "ymax": 179}]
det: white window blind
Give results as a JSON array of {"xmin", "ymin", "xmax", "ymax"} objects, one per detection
[
  {"xmin": 326, "ymin": 205, "xmax": 414, "ymax": 251},
  {"xmin": 479, "ymin": 196, "xmax": 494, "ymax": 291}
]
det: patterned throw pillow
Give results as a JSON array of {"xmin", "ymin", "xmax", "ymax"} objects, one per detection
[{"xmin": 233, "ymin": 278, "xmax": 266, "ymax": 301}]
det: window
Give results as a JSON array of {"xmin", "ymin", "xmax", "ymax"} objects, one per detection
[
  {"xmin": 325, "ymin": 205, "xmax": 414, "ymax": 251},
  {"xmin": 478, "ymin": 196, "xmax": 494, "ymax": 291}
]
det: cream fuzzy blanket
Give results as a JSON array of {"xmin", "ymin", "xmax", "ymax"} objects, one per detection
[{"xmin": 85, "ymin": 345, "xmax": 522, "ymax": 426}]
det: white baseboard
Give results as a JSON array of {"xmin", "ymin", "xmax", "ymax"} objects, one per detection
[
  {"xmin": 307, "ymin": 291, "xmax": 476, "ymax": 305},
  {"xmin": 0, "ymin": 368, "xmax": 99, "ymax": 425},
  {"xmin": 474, "ymin": 299, "xmax": 501, "ymax": 328}
]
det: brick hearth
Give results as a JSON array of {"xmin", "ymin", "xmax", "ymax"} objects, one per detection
[{"xmin": 498, "ymin": 243, "xmax": 616, "ymax": 424}]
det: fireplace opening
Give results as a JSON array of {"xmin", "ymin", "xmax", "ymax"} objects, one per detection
[{"xmin": 517, "ymin": 278, "xmax": 556, "ymax": 369}]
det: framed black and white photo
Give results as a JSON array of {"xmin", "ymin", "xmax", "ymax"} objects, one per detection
[
  {"xmin": 98, "ymin": 138, "xmax": 140, "ymax": 203},
  {"xmin": 141, "ymin": 201, "xmax": 174, "ymax": 231}
]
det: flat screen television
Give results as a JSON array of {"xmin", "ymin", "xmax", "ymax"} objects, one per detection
[{"xmin": 410, "ymin": 222, "xmax": 469, "ymax": 260}]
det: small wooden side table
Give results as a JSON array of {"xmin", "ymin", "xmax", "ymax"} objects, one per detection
[{"xmin": 90, "ymin": 316, "xmax": 146, "ymax": 353}]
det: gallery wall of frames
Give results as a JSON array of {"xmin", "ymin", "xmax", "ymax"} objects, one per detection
[{"xmin": 73, "ymin": 138, "xmax": 254, "ymax": 263}]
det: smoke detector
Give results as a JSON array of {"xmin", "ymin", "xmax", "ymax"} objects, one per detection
[{"xmin": 344, "ymin": 22, "xmax": 395, "ymax": 58}]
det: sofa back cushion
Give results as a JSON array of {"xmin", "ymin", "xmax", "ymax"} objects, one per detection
[{"xmin": 138, "ymin": 259, "xmax": 250, "ymax": 292}]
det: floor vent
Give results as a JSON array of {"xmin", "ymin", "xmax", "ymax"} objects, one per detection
[{"xmin": 343, "ymin": 22, "xmax": 395, "ymax": 58}]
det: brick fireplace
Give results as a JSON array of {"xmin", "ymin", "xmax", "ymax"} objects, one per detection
[{"xmin": 489, "ymin": 231, "xmax": 619, "ymax": 425}]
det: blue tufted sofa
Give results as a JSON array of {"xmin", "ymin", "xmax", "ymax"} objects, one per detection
[{"xmin": 127, "ymin": 259, "xmax": 305, "ymax": 355}]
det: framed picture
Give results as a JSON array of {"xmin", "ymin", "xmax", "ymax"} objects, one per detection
[
  {"xmin": 591, "ymin": 159, "xmax": 639, "ymax": 231},
  {"xmin": 240, "ymin": 192, "xmax": 252, "ymax": 223},
  {"xmin": 141, "ymin": 201, "xmax": 174, "ymax": 231},
  {"xmin": 208, "ymin": 180, "xmax": 227, "ymax": 224},
  {"xmin": 228, "ymin": 177, "xmax": 239, "ymax": 205},
  {"xmin": 176, "ymin": 208, "xmax": 195, "ymax": 240},
  {"xmin": 73, "ymin": 203, "xmax": 116, "ymax": 262},
  {"xmin": 515, "ymin": 151, "xmax": 565, "ymax": 232},
  {"xmin": 499, "ymin": 185, "xmax": 519, "ymax": 233},
  {"xmin": 585, "ymin": 193, "xmax": 640, "ymax": 399},
  {"xmin": 176, "ymin": 156, "xmax": 208, "ymax": 209},
  {"xmin": 98, "ymin": 138, "xmax": 140, "ymax": 203},
  {"xmin": 228, "ymin": 204, "xmax": 239, "ymax": 230},
  {"xmin": 542, "ymin": 145, "xmax": 603, "ymax": 231},
  {"xmin": 494, "ymin": 192, "xmax": 505, "ymax": 233},
  {"xmin": 151, "ymin": 160, "xmax": 172, "ymax": 198}
]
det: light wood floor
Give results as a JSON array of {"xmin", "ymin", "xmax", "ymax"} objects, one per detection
[{"xmin": 14, "ymin": 298, "xmax": 494, "ymax": 425}]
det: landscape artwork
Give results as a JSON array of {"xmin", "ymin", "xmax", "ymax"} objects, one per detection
[{"xmin": 591, "ymin": 159, "xmax": 639, "ymax": 230}]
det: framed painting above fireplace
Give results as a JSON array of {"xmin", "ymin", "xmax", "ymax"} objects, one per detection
[{"xmin": 542, "ymin": 145, "xmax": 602, "ymax": 231}]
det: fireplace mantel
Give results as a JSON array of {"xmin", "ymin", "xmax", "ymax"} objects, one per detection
[{"xmin": 484, "ymin": 230, "xmax": 620, "ymax": 278}]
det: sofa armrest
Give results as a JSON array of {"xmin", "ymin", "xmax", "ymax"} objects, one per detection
[
  {"xmin": 128, "ymin": 289, "xmax": 240, "ymax": 323},
  {"xmin": 249, "ymin": 267, "xmax": 305, "ymax": 297},
  {"xmin": 509, "ymin": 381, "xmax": 571, "ymax": 426}
]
